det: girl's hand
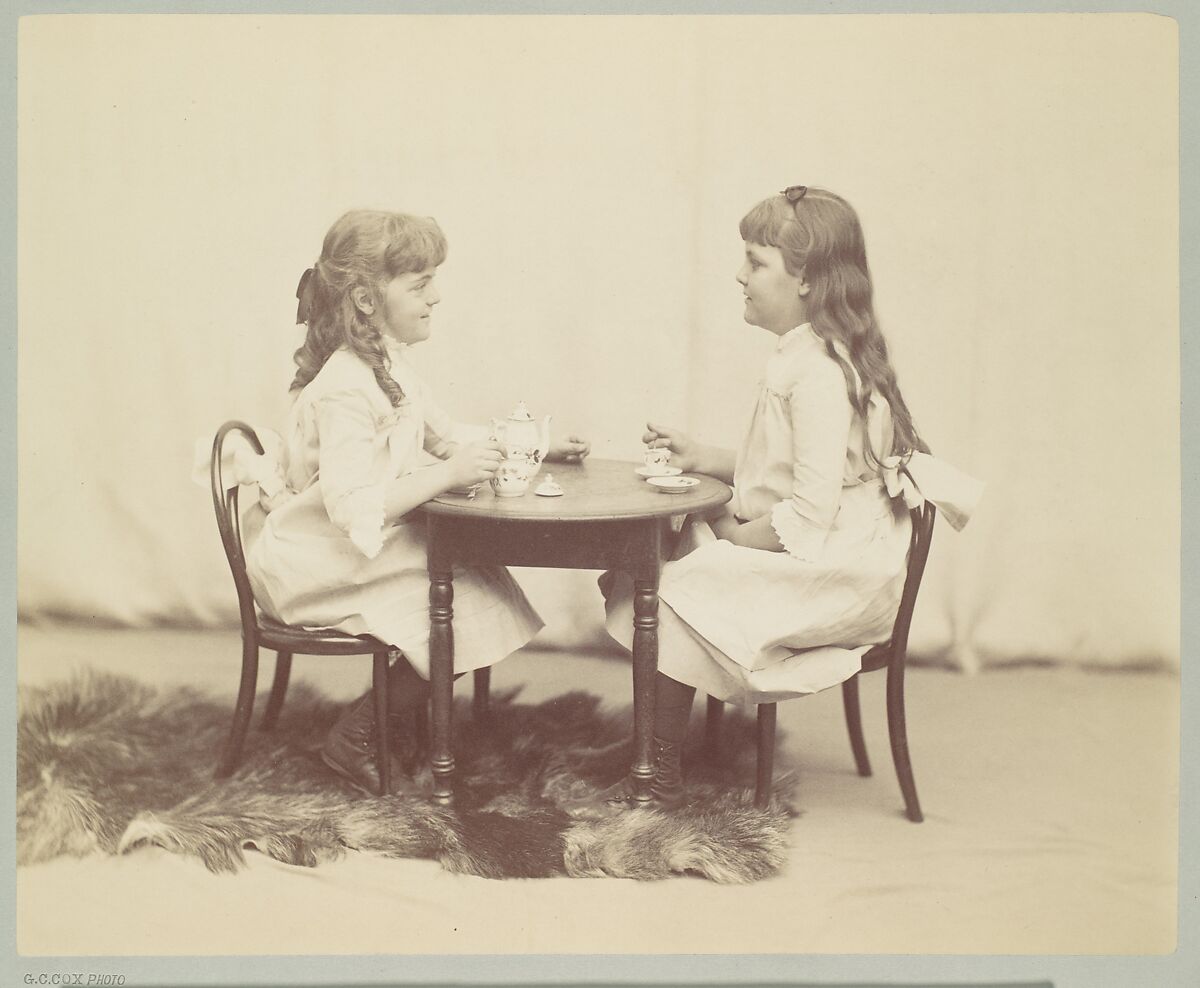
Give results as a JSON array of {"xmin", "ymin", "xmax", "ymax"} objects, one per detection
[
  {"xmin": 643, "ymin": 422, "xmax": 698, "ymax": 473},
  {"xmin": 448, "ymin": 439, "xmax": 504, "ymax": 487},
  {"xmin": 545, "ymin": 434, "xmax": 591, "ymax": 463}
]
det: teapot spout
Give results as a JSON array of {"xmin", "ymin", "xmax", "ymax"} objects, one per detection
[{"xmin": 539, "ymin": 416, "xmax": 552, "ymax": 463}]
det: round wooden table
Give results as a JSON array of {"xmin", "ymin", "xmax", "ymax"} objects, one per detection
[{"xmin": 420, "ymin": 458, "xmax": 732, "ymax": 803}]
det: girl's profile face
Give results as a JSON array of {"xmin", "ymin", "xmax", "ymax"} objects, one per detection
[
  {"xmin": 378, "ymin": 266, "xmax": 441, "ymax": 345},
  {"xmin": 736, "ymin": 242, "xmax": 807, "ymax": 336}
]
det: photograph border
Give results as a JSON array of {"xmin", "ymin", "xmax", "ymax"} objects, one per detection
[{"xmin": 2, "ymin": 0, "xmax": 1195, "ymax": 986}]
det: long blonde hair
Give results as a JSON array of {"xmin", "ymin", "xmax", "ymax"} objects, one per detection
[
  {"xmin": 739, "ymin": 188, "xmax": 928, "ymax": 460},
  {"xmin": 291, "ymin": 210, "xmax": 448, "ymax": 406}
]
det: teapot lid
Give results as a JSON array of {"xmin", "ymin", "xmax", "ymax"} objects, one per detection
[{"xmin": 509, "ymin": 401, "xmax": 533, "ymax": 421}]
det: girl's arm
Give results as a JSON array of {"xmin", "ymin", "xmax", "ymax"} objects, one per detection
[
  {"xmin": 712, "ymin": 358, "xmax": 852, "ymax": 556},
  {"xmin": 421, "ymin": 387, "xmax": 590, "ymax": 463},
  {"xmin": 315, "ymin": 391, "xmax": 501, "ymax": 557},
  {"xmin": 380, "ymin": 442, "xmax": 503, "ymax": 521},
  {"xmin": 644, "ymin": 422, "xmax": 735, "ymax": 484},
  {"xmin": 710, "ymin": 510, "xmax": 783, "ymax": 550},
  {"xmin": 421, "ymin": 389, "xmax": 479, "ymax": 460}
]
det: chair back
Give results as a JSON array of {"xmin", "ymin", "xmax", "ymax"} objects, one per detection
[
  {"xmin": 887, "ymin": 502, "xmax": 937, "ymax": 666},
  {"xmin": 210, "ymin": 420, "xmax": 264, "ymax": 639}
]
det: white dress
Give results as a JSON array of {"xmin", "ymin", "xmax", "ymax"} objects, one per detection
[
  {"xmin": 244, "ymin": 341, "xmax": 543, "ymax": 678},
  {"xmin": 604, "ymin": 324, "xmax": 951, "ymax": 704}
]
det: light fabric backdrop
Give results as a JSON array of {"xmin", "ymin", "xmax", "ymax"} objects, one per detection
[{"xmin": 16, "ymin": 14, "xmax": 1179, "ymax": 670}]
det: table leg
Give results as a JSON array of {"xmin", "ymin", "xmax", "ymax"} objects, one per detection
[
  {"xmin": 630, "ymin": 571, "xmax": 660, "ymax": 804},
  {"xmin": 429, "ymin": 565, "xmax": 455, "ymax": 804}
]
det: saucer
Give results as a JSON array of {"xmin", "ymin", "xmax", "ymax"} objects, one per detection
[
  {"xmin": 635, "ymin": 465, "xmax": 682, "ymax": 478},
  {"xmin": 534, "ymin": 485, "xmax": 564, "ymax": 497},
  {"xmin": 647, "ymin": 475, "xmax": 700, "ymax": 493}
]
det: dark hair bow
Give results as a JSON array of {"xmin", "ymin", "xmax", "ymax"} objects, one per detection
[
  {"xmin": 781, "ymin": 185, "xmax": 808, "ymax": 202},
  {"xmin": 295, "ymin": 267, "xmax": 316, "ymax": 325}
]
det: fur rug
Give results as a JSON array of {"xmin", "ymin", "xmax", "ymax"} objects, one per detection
[{"xmin": 17, "ymin": 670, "xmax": 794, "ymax": 882}]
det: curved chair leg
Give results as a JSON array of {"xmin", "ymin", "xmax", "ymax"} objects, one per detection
[
  {"xmin": 216, "ymin": 637, "xmax": 260, "ymax": 778},
  {"xmin": 373, "ymin": 652, "xmax": 392, "ymax": 797},
  {"xmin": 886, "ymin": 663, "xmax": 924, "ymax": 822},
  {"xmin": 260, "ymin": 650, "xmax": 293, "ymax": 731},
  {"xmin": 841, "ymin": 675, "xmax": 872, "ymax": 777},
  {"xmin": 704, "ymin": 695, "xmax": 724, "ymax": 760},
  {"xmin": 473, "ymin": 666, "xmax": 491, "ymax": 722},
  {"xmin": 755, "ymin": 703, "xmax": 777, "ymax": 809}
]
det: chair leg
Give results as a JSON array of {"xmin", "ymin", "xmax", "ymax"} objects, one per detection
[
  {"xmin": 373, "ymin": 652, "xmax": 392, "ymax": 797},
  {"xmin": 704, "ymin": 695, "xmax": 724, "ymax": 760},
  {"xmin": 216, "ymin": 637, "xmax": 260, "ymax": 778},
  {"xmin": 259, "ymin": 651, "xmax": 293, "ymax": 731},
  {"xmin": 886, "ymin": 663, "xmax": 924, "ymax": 823},
  {"xmin": 755, "ymin": 703, "xmax": 777, "ymax": 809},
  {"xmin": 841, "ymin": 675, "xmax": 872, "ymax": 777},
  {"xmin": 473, "ymin": 666, "xmax": 491, "ymax": 721}
]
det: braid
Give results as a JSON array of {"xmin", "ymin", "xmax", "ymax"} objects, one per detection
[
  {"xmin": 345, "ymin": 310, "xmax": 405, "ymax": 407},
  {"xmin": 289, "ymin": 210, "xmax": 447, "ymax": 407},
  {"xmin": 290, "ymin": 262, "xmax": 342, "ymax": 394}
]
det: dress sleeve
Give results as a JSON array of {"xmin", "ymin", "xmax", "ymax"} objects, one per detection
[
  {"xmin": 418, "ymin": 388, "xmax": 490, "ymax": 457},
  {"xmin": 419, "ymin": 389, "xmax": 456, "ymax": 459},
  {"xmin": 769, "ymin": 356, "xmax": 854, "ymax": 562},
  {"xmin": 314, "ymin": 390, "xmax": 388, "ymax": 559}
]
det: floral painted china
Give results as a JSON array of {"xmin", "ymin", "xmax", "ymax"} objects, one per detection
[
  {"xmin": 535, "ymin": 474, "xmax": 565, "ymax": 497},
  {"xmin": 647, "ymin": 475, "xmax": 700, "ymax": 494}
]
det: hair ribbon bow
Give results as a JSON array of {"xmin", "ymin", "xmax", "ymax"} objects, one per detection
[{"xmin": 295, "ymin": 267, "xmax": 316, "ymax": 325}]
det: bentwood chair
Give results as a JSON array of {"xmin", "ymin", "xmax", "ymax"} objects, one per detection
[
  {"xmin": 210, "ymin": 420, "xmax": 398, "ymax": 795},
  {"xmin": 705, "ymin": 502, "xmax": 938, "ymax": 820}
]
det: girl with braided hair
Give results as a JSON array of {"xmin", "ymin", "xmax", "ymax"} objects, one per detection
[{"xmin": 247, "ymin": 209, "xmax": 589, "ymax": 791}]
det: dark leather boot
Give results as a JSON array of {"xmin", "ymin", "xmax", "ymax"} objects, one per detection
[
  {"xmin": 584, "ymin": 737, "xmax": 687, "ymax": 813},
  {"xmin": 321, "ymin": 692, "xmax": 407, "ymax": 794},
  {"xmin": 645, "ymin": 737, "xmax": 685, "ymax": 807}
]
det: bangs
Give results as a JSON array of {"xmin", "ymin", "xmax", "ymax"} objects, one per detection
[
  {"xmin": 738, "ymin": 197, "xmax": 792, "ymax": 248},
  {"xmin": 384, "ymin": 215, "xmax": 448, "ymax": 275}
]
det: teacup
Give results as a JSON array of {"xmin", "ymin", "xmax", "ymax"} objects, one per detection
[
  {"xmin": 490, "ymin": 457, "xmax": 533, "ymax": 498},
  {"xmin": 643, "ymin": 445, "xmax": 672, "ymax": 472}
]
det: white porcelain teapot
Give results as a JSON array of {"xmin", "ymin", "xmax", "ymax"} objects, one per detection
[{"xmin": 490, "ymin": 402, "xmax": 551, "ymax": 476}]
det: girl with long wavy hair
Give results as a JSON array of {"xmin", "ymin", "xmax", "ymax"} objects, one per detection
[
  {"xmin": 246, "ymin": 209, "xmax": 589, "ymax": 792},
  {"xmin": 595, "ymin": 186, "xmax": 979, "ymax": 810}
]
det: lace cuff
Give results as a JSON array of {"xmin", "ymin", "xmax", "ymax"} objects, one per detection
[
  {"xmin": 331, "ymin": 484, "xmax": 388, "ymax": 559},
  {"xmin": 770, "ymin": 500, "xmax": 832, "ymax": 563}
]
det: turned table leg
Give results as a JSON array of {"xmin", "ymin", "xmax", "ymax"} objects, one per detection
[
  {"xmin": 429, "ymin": 560, "xmax": 455, "ymax": 805},
  {"xmin": 630, "ymin": 569, "xmax": 660, "ymax": 804}
]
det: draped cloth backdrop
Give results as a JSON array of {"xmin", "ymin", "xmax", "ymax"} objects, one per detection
[{"xmin": 17, "ymin": 14, "xmax": 1179, "ymax": 671}]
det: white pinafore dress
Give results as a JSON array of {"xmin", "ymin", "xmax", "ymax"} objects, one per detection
[
  {"xmin": 603, "ymin": 324, "xmax": 981, "ymax": 704},
  {"xmin": 242, "ymin": 341, "xmax": 543, "ymax": 678}
]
